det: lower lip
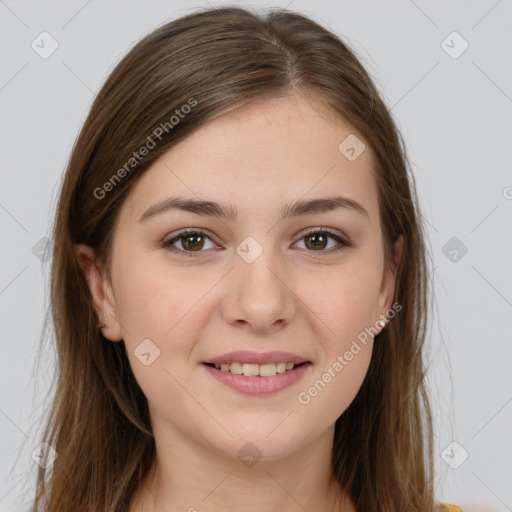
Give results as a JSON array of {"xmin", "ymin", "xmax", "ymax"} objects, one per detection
[{"xmin": 202, "ymin": 363, "xmax": 312, "ymax": 395}]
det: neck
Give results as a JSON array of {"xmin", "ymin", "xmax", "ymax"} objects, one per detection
[{"xmin": 129, "ymin": 426, "xmax": 355, "ymax": 512}]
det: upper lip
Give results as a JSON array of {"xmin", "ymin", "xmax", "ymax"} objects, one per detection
[{"xmin": 203, "ymin": 351, "xmax": 310, "ymax": 365}]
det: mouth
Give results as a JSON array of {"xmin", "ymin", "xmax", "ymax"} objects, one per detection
[
  {"xmin": 202, "ymin": 361, "xmax": 308, "ymax": 377},
  {"xmin": 201, "ymin": 353, "xmax": 312, "ymax": 395}
]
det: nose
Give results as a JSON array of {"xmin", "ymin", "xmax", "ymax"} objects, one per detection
[{"xmin": 221, "ymin": 241, "xmax": 297, "ymax": 334}]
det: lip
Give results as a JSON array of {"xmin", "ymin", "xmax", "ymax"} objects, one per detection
[
  {"xmin": 203, "ymin": 350, "xmax": 310, "ymax": 365},
  {"xmin": 201, "ymin": 360, "xmax": 312, "ymax": 395}
]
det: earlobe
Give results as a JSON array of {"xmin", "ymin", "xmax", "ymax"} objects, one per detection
[{"xmin": 74, "ymin": 244, "xmax": 124, "ymax": 342}]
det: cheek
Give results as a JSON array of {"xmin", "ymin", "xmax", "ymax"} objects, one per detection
[
  {"xmin": 115, "ymin": 258, "xmax": 199, "ymax": 336},
  {"xmin": 114, "ymin": 260, "xmax": 216, "ymax": 377},
  {"xmin": 295, "ymin": 291, "xmax": 375, "ymax": 427},
  {"xmin": 302, "ymin": 260, "xmax": 383, "ymax": 351},
  {"xmin": 114, "ymin": 263, "xmax": 205, "ymax": 410},
  {"xmin": 308, "ymin": 345, "xmax": 373, "ymax": 426},
  {"xmin": 293, "ymin": 261, "xmax": 381, "ymax": 416}
]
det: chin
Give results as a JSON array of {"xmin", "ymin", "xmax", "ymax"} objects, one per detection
[{"xmin": 205, "ymin": 421, "xmax": 309, "ymax": 463}]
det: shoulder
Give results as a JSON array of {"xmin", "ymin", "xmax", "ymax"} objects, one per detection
[{"xmin": 437, "ymin": 504, "xmax": 462, "ymax": 512}]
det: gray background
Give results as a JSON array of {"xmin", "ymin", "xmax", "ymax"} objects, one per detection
[{"xmin": 1, "ymin": 1, "xmax": 511, "ymax": 510}]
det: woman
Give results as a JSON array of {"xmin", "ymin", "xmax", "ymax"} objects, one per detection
[{"xmin": 29, "ymin": 6, "xmax": 461, "ymax": 511}]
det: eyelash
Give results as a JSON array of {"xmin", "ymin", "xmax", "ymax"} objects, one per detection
[{"xmin": 161, "ymin": 227, "xmax": 353, "ymax": 257}]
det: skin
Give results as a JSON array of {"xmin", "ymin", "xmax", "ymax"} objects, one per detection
[{"xmin": 76, "ymin": 92, "xmax": 403, "ymax": 511}]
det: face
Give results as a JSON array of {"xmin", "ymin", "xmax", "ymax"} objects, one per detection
[{"xmin": 77, "ymin": 93, "xmax": 402, "ymax": 463}]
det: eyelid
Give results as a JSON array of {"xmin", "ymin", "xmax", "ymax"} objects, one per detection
[
  {"xmin": 298, "ymin": 226, "xmax": 349, "ymax": 242},
  {"xmin": 162, "ymin": 228, "xmax": 220, "ymax": 247}
]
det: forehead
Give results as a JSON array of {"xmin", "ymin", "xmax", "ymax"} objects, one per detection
[{"xmin": 121, "ymin": 94, "xmax": 379, "ymax": 225}]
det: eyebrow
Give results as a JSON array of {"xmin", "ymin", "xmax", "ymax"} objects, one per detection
[{"xmin": 138, "ymin": 195, "xmax": 369, "ymax": 223}]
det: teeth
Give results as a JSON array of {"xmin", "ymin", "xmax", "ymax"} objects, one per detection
[
  {"xmin": 259, "ymin": 363, "xmax": 276, "ymax": 377},
  {"xmin": 229, "ymin": 362, "xmax": 243, "ymax": 374},
  {"xmin": 242, "ymin": 363, "xmax": 260, "ymax": 376},
  {"xmin": 213, "ymin": 362, "xmax": 298, "ymax": 375},
  {"xmin": 276, "ymin": 362, "xmax": 287, "ymax": 374}
]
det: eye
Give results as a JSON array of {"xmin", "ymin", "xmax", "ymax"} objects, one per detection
[
  {"xmin": 161, "ymin": 229, "xmax": 218, "ymax": 257},
  {"xmin": 162, "ymin": 227, "xmax": 352, "ymax": 257},
  {"xmin": 293, "ymin": 227, "xmax": 352, "ymax": 253}
]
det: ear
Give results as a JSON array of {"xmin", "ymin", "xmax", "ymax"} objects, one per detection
[
  {"xmin": 74, "ymin": 244, "xmax": 123, "ymax": 342},
  {"xmin": 377, "ymin": 234, "xmax": 404, "ymax": 326}
]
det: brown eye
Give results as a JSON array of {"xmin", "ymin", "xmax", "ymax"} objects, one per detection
[
  {"xmin": 162, "ymin": 227, "xmax": 352, "ymax": 258},
  {"xmin": 162, "ymin": 229, "xmax": 217, "ymax": 256},
  {"xmin": 295, "ymin": 229, "xmax": 352, "ymax": 253},
  {"xmin": 180, "ymin": 233, "xmax": 205, "ymax": 251},
  {"xmin": 304, "ymin": 232, "xmax": 329, "ymax": 250}
]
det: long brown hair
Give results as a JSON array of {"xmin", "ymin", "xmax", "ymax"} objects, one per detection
[{"xmin": 26, "ymin": 5, "xmax": 439, "ymax": 511}]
